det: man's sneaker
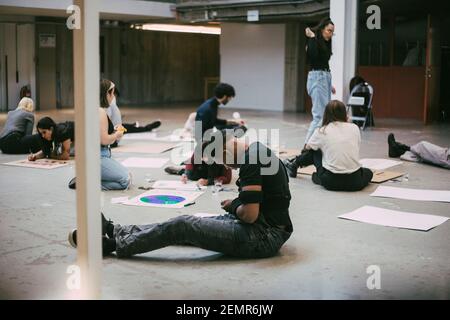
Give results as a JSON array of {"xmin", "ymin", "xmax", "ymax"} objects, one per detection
[
  {"xmin": 283, "ymin": 159, "xmax": 298, "ymax": 178},
  {"xmin": 164, "ymin": 166, "xmax": 184, "ymax": 175},
  {"xmin": 102, "ymin": 213, "xmax": 115, "ymax": 239},
  {"xmin": 388, "ymin": 133, "xmax": 407, "ymax": 158},
  {"xmin": 68, "ymin": 229, "xmax": 77, "ymax": 248},
  {"xmin": 68, "ymin": 213, "xmax": 114, "ymax": 245},
  {"xmin": 68, "ymin": 230, "xmax": 116, "ymax": 256},
  {"xmin": 145, "ymin": 120, "xmax": 161, "ymax": 131},
  {"xmin": 102, "ymin": 236, "xmax": 116, "ymax": 256}
]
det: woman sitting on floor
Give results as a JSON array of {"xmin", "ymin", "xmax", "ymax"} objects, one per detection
[
  {"xmin": 0, "ymin": 97, "xmax": 41, "ymax": 154},
  {"xmin": 28, "ymin": 117, "xmax": 74, "ymax": 161},
  {"xmin": 284, "ymin": 100, "xmax": 373, "ymax": 191},
  {"xmin": 99, "ymin": 79, "xmax": 131, "ymax": 190}
]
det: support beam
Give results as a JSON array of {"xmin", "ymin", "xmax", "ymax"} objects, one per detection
[
  {"xmin": 330, "ymin": 0, "xmax": 358, "ymax": 103},
  {"xmin": 73, "ymin": 0, "xmax": 102, "ymax": 299}
]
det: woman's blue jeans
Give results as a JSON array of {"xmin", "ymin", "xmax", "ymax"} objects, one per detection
[
  {"xmin": 305, "ymin": 70, "xmax": 332, "ymax": 144},
  {"xmin": 100, "ymin": 146, "xmax": 130, "ymax": 191}
]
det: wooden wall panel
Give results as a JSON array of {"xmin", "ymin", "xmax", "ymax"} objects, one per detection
[
  {"xmin": 54, "ymin": 27, "xmax": 220, "ymax": 107},
  {"xmin": 358, "ymin": 66, "xmax": 425, "ymax": 120}
]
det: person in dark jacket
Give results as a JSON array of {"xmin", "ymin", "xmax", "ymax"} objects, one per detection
[
  {"xmin": 0, "ymin": 97, "xmax": 41, "ymax": 154},
  {"xmin": 195, "ymin": 83, "xmax": 246, "ymax": 139}
]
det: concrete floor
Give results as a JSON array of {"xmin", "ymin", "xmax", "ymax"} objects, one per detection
[{"xmin": 0, "ymin": 105, "xmax": 449, "ymax": 300}]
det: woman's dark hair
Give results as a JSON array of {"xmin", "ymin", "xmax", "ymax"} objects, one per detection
[
  {"xmin": 100, "ymin": 79, "xmax": 114, "ymax": 108},
  {"xmin": 349, "ymin": 76, "xmax": 366, "ymax": 92},
  {"xmin": 37, "ymin": 116, "xmax": 57, "ymax": 142},
  {"xmin": 214, "ymin": 83, "xmax": 235, "ymax": 99},
  {"xmin": 37, "ymin": 117, "xmax": 57, "ymax": 131},
  {"xmin": 311, "ymin": 17, "xmax": 334, "ymax": 56},
  {"xmin": 321, "ymin": 100, "xmax": 347, "ymax": 131}
]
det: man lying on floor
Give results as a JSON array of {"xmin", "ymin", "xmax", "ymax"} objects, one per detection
[
  {"xmin": 68, "ymin": 129, "xmax": 293, "ymax": 259},
  {"xmin": 388, "ymin": 133, "xmax": 450, "ymax": 170}
]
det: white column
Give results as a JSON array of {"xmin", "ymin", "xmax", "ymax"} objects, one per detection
[
  {"xmin": 330, "ymin": 0, "xmax": 358, "ymax": 103},
  {"xmin": 73, "ymin": 0, "xmax": 102, "ymax": 299}
]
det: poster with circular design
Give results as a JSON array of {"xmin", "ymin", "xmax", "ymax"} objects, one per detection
[{"xmin": 139, "ymin": 195, "xmax": 186, "ymax": 205}]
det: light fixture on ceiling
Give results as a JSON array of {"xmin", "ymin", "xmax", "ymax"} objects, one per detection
[{"xmin": 141, "ymin": 24, "xmax": 221, "ymax": 35}]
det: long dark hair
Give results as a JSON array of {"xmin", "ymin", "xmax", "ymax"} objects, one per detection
[
  {"xmin": 311, "ymin": 17, "xmax": 334, "ymax": 56},
  {"xmin": 321, "ymin": 100, "xmax": 347, "ymax": 132},
  {"xmin": 37, "ymin": 117, "xmax": 57, "ymax": 135},
  {"xmin": 100, "ymin": 79, "xmax": 114, "ymax": 108}
]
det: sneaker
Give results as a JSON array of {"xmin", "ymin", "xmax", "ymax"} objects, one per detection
[
  {"xmin": 388, "ymin": 133, "xmax": 406, "ymax": 158},
  {"xmin": 102, "ymin": 236, "xmax": 116, "ymax": 256},
  {"xmin": 68, "ymin": 229, "xmax": 116, "ymax": 256},
  {"xmin": 102, "ymin": 213, "xmax": 115, "ymax": 239},
  {"xmin": 283, "ymin": 159, "xmax": 298, "ymax": 178},
  {"xmin": 164, "ymin": 166, "xmax": 184, "ymax": 175},
  {"xmin": 68, "ymin": 229, "xmax": 77, "ymax": 248},
  {"xmin": 68, "ymin": 177, "xmax": 76, "ymax": 189},
  {"xmin": 145, "ymin": 120, "xmax": 161, "ymax": 131}
]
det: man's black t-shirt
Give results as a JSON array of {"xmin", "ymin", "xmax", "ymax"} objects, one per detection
[{"xmin": 237, "ymin": 142, "xmax": 292, "ymax": 232}]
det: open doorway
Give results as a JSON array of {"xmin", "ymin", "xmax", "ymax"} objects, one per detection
[{"xmin": 440, "ymin": 17, "xmax": 450, "ymax": 122}]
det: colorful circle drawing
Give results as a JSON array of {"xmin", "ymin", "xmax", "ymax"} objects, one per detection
[{"xmin": 140, "ymin": 195, "xmax": 186, "ymax": 205}]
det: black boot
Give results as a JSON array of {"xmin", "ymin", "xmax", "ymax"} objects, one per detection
[
  {"xmin": 388, "ymin": 133, "xmax": 409, "ymax": 158},
  {"xmin": 145, "ymin": 120, "xmax": 161, "ymax": 131},
  {"xmin": 164, "ymin": 166, "xmax": 185, "ymax": 175},
  {"xmin": 283, "ymin": 150, "xmax": 313, "ymax": 178},
  {"xmin": 283, "ymin": 159, "xmax": 298, "ymax": 178}
]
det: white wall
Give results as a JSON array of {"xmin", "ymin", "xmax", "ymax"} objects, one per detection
[
  {"xmin": 220, "ymin": 23, "xmax": 286, "ymax": 111},
  {"xmin": 330, "ymin": 0, "xmax": 358, "ymax": 103}
]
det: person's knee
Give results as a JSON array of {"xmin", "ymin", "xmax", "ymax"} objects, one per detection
[{"xmin": 118, "ymin": 174, "xmax": 130, "ymax": 189}]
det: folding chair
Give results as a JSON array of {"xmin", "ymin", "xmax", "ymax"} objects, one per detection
[{"xmin": 347, "ymin": 82, "xmax": 375, "ymax": 130}]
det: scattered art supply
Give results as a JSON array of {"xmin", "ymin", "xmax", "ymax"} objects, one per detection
[
  {"xmin": 371, "ymin": 186, "xmax": 450, "ymax": 203},
  {"xmin": 152, "ymin": 180, "xmax": 206, "ymax": 191},
  {"xmin": 140, "ymin": 195, "xmax": 186, "ymax": 205},
  {"xmin": 2, "ymin": 158, "xmax": 71, "ymax": 169},
  {"xmin": 338, "ymin": 205, "xmax": 449, "ymax": 231},
  {"xmin": 121, "ymin": 157, "xmax": 169, "ymax": 168},
  {"xmin": 122, "ymin": 189, "xmax": 204, "ymax": 209},
  {"xmin": 370, "ymin": 171, "xmax": 404, "ymax": 183},
  {"xmin": 111, "ymin": 197, "xmax": 130, "ymax": 204},
  {"xmin": 113, "ymin": 142, "xmax": 178, "ymax": 154},
  {"xmin": 297, "ymin": 165, "xmax": 316, "ymax": 175},
  {"xmin": 359, "ymin": 158, "xmax": 402, "ymax": 171}
]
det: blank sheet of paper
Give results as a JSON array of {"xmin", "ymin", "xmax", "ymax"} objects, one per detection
[
  {"xmin": 113, "ymin": 142, "xmax": 178, "ymax": 154},
  {"xmin": 359, "ymin": 158, "xmax": 402, "ymax": 170},
  {"xmin": 338, "ymin": 206, "xmax": 449, "ymax": 231},
  {"xmin": 121, "ymin": 157, "xmax": 169, "ymax": 168},
  {"xmin": 152, "ymin": 180, "xmax": 206, "ymax": 192},
  {"xmin": 371, "ymin": 186, "xmax": 450, "ymax": 203}
]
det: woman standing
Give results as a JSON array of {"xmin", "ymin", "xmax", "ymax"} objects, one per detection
[{"xmin": 304, "ymin": 18, "xmax": 335, "ymax": 145}]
